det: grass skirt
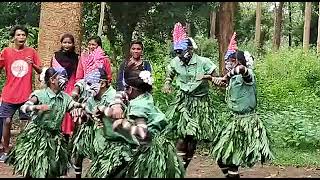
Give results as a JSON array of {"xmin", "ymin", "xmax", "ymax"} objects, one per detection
[
  {"xmin": 87, "ymin": 133, "xmax": 185, "ymax": 178},
  {"xmin": 166, "ymin": 90, "xmax": 218, "ymax": 141},
  {"xmin": 5, "ymin": 122, "xmax": 68, "ymax": 178},
  {"xmin": 209, "ymin": 112, "xmax": 274, "ymax": 167},
  {"xmin": 70, "ymin": 120, "xmax": 106, "ymax": 160}
]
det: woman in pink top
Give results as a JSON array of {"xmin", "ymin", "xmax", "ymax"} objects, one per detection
[
  {"xmin": 76, "ymin": 36, "xmax": 112, "ymax": 83},
  {"xmin": 51, "ymin": 33, "xmax": 79, "ymax": 138}
]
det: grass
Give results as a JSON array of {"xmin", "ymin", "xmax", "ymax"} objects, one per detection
[
  {"xmin": 271, "ymin": 146, "xmax": 320, "ymax": 167},
  {"xmin": 197, "ymin": 144, "xmax": 320, "ymax": 168}
]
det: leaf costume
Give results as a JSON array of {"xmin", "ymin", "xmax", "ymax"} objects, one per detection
[
  {"xmin": 87, "ymin": 93, "xmax": 185, "ymax": 178},
  {"xmin": 5, "ymin": 88, "xmax": 76, "ymax": 178}
]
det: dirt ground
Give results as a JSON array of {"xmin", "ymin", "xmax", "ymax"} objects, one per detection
[
  {"xmin": 1, "ymin": 153, "xmax": 320, "ymax": 178},
  {"xmin": 1, "ymin": 125, "xmax": 320, "ymax": 178}
]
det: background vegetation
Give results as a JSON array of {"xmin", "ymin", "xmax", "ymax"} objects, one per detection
[{"xmin": 1, "ymin": 2, "xmax": 320, "ymax": 167}]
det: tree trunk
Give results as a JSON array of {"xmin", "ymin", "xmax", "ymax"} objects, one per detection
[
  {"xmin": 98, "ymin": 2, "xmax": 106, "ymax": 37},
  {"xmin": 272, "ymin": 2, "xmax": 284, "ymax": 51},
  {"xmin": 289, "ymin": 2, "xmax": 292, "ymax": 47},
  {"xmin": 217, "ymin": 2, "xmax": 235, "ymax": 76},
  {"xmin": 37, "ymin": 2, "xmax": 83, "ymax": 89},
  {"xmin": 185, "ymin": 22, "xmax": 191, "ymax": 37},
  {"xmin": 255, "ymin": 2, "xmax": 262, "ymax": 49},
  {"xmin": 210, "ymin": 11, "xmax": 216, "ymax": 39},
  {"xmin": 303, "ymin": 2, "xmax": 312, "ymax": 52},
  {"xmin": 317, "ymin": 2, "xmax": 320, "ymax": 55}
]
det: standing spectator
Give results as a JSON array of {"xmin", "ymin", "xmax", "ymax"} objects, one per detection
[
  {"xmin": 116, "ymin": 40, "xmax": 152, "ymax": 91},
  {"xmin": 0, "ymin": 25, "xmax": 42, "ymax": 162},
  {"xmin": 76, "ymin": 36, "xmax": 112, "ymax": 83},
  {"xmin": 51, "ymin": 33, "xmax": 79, "ymax": 138}
]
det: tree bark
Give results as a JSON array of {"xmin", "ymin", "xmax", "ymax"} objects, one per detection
[
  {"xmin": 37, "ymin": 2, "xmax": 83, "ymax": 88},
  {"xmin": 38, "ymin": 2, "xmax": 83, "ymax": 66},
  {"xmin": 255, "ymin": 2, "xmax": 262, "ymax": 49},
  {"xmin": 303, "ymin": 2, "xmax": 312, "ymax": 52},
  {"xmin": 98, "ymin": 2, "xmax": 106, "ymax": 37},
  {"xmin": 217, "ymin": 2, "xmax": 235, "ymax": 76},
  {"xmin": 317, "ymin": 2, "xmax": 320, "ymax": 55},
  {"xmin": 272, "ymin": 2, "xmax": 284, "ymax": 51},
  {"xmin": 210, "ymin": 11, "xmax": 216, "ymax": 39},
  {"xmin": 288, "ymin": 2, "xmax": 292, "ymax": 47}
]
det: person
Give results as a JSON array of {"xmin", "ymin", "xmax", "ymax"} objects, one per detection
[
  {"xmin": 162, "ymin": 22, "xmax": 223, "ymax": 169},
  {"xmin": 5, "ymin": 67, "xmax": 84, "ymax": 178},
  {"xmin": 51, "ymin": 33, "xmax": 79, "ymax": 139},
  {"xmin": 209, "ymin": 33, "xmax": 273, "ymax": 178},
  {"xmin": 84, "ymin": 67, "xmax": 185, "ymax": 178},
  {"xmin": 116, "ymin": 40, "xmax": 152, "ymax": 91},
  {"xmin": 70, "ymin": 68, "xmax": 116, "ymax": 178},
  {"xmin": 0, "ymin": 25, "xmax": 42, "ymax": 162},
  {"xmin": 76, "ymin": 36, "xmax": 112, "ymax": 83}
]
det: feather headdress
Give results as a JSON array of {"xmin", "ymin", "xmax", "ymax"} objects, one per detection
[
  {"xmin": 172, "ymin": 22, "xmax": 188, "ymax": 51},
  {"xmin": 224, "ymin": 32, "xmax": 238, "ymax": 60}
]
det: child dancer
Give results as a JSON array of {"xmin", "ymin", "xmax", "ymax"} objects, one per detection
[{"xmin": 5, "ymin": 67, "xmax": 84, "ymax": 178}]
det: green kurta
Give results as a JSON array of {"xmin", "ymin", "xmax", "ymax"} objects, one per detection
[
  {"xmin": 71, "ymin": 86, "xmax": 117, "ymax": 159},
  {"xmin": 166, "ymin": 54, "xmax": 217, "ymax": 96},
  {"xmin": 30, "ymin": 87, "xmax": 73, "ymax": 130},
  {"xmin": 165, "ymin": 53, "xmax": 219, "ymax": 140},
  {"xmin": 6, "ymin": 88, "xmax": 75, "ymax": 178},
  {"xmin": 226, "ymin": 69, "xmax": 257, "ymax": 114}
]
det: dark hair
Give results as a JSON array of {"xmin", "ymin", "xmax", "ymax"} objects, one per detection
[
  {"xmin": 60, "ymin": 33, "xmax": 75, "ymax": 44},
  {"xmin": 60, "ymin": 33, "xmax": 75, "ymax": 52},
  {"xmin": 129, "ymin": 40, "xmax": 144, "ymax": 50},
  {"xmin": 229, "ymin": 51, "xmax": 246, "ymax": 66},
  {"xmin": 88, "ymin": 36, "xmax": 102, "ymax": 47},
  {"xmin": 97, "ymin": 67, "xmax": 108, "ymax": 81},
  {"xmin": 45, "ymin": 67, "xmax": 58, "ymax": 87},
  {"xmin": 124, "ymin": 67, "xmax": 152, "ymax": 93},
  {"xmin": 10, "ymin": 25, "xmax": 29, "ymax": 37}
]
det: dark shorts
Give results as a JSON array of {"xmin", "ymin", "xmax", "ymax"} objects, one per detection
[{"xmin": 0, "ymin": 101, "xmax": 30, "ymax": 120}]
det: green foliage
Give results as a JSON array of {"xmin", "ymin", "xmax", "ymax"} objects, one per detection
[{"xmin": 0, "ymin": 2, "xmax": 40, "ymax": 28}]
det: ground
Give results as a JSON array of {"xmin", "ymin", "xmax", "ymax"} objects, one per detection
[
  {"xmin": 1, "ymin": 152, "xmax": 320, "ymax": 178},
  {"xmin": 1, "ymin": 124, "xmax": 320, "ymax": 178}
]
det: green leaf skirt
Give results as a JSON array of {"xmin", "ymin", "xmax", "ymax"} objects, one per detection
[
  {"xmin": 209, "ymin": 112, "xmax": 274, "ymax": 167},
  {"xmin": 86, "ymin": 133, "xmax": 185, "ymax": 178},
  {"xmin": 70, "ymin": 121, "xmax": 106, "ymax": 160},
  {"xmin": 166, "ymin": 90, "xmax": 219, "ymax": 141},
  {"xmin": 5, "ymin": 122, "xmax": 69, "ymax": 178}
]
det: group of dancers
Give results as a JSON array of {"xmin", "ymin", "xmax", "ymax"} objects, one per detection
[{"xmin": 0, "ymin": 22, "xmax": 273, "ymax": 178}]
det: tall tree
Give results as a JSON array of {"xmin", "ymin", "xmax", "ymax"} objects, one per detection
[
  {"xmin": 255, "ymin": 2, "xmax": 262, "ymax": 49},
  {"xmin": 38, "ymin": 2, "xmax": 83, "ymax": 67},
  {"xmin": 272, "ymin": 2, "xmax": 284, "ymax": 50},
  {"xmin": 217, "ymin": 2, "xmax": 236, "ymax": 75},
  {"xmin": 303, "ymin": 2, "xmax": 312, "ymax": 52},
  {"xmin": 210, "ymin": 11, "xmax": 216, "ymax": 39},
  {"xmin": 288, "ymin": 2, "xmax": 292, "ymax": 47},
  {"xmin": 98, "ymin": 2, "xmax": 106, "ymax": 37},
  {"xmin": 317, "ymin": 2, "xmax": 320, "ymax": 55}
]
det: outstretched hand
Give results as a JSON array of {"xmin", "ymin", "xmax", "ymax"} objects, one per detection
[
  {"xmin": 35, "ymin": 104, "xmax": 50, "ymax": 112},
  {"xmin": 162, "ymin": 81, "xmax": 173, "ymax": 94}
]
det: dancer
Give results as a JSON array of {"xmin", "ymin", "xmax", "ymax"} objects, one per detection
[
  {"xmin": 70, "ymin": 68, "xmax": 116, "ymax": 178},
  {"xmin": 209, "ymin": 32, "xmax": 273, "ymax": 178},
  {"xmin": 5, "ymin": 67, "xmax": 84, "ymax": 178},
  {"xmin": 162, "ymin": 22, "xmax": 223, "ymax": 169},
  {"xmin": 85, "ymin": 67, "xmax": 185, "ymax": 178}
]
